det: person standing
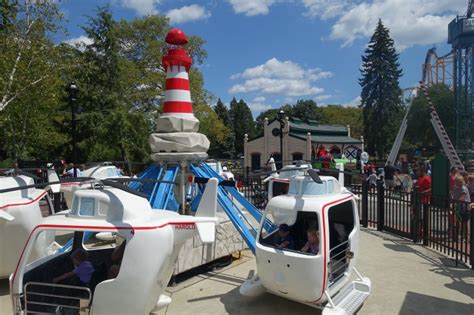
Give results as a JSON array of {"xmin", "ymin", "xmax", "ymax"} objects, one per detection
[
  {"xmin": 415, "ymin": 167, "xmax": 432, "ymax": 204},
  {"xmin": 367, "ymin": 168, "xmax": 378, "ymax": 188},
  {"xmin": 384, "ymin": 161, "xmax": 397, "ymax": 189},
  {"xmin": 451, "ymin": 176, "xmax": 471, "ymax": 241},
  {"xmin": 449, "ymin": 167, "xmax": 459, "ymax": 196}
]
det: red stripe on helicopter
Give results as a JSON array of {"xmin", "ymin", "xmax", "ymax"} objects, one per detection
[
  {"xmin": 307, "ymin": 195, "xmax": 353, "ymax": 304},
  {"xmin": 0, "ymin": 191, "xmax": 47, "ymax": 210},
  {"xmin": 11, "ymin": 221, "xmax": 198, "ymax": 285},
  {"xmin": 60, "ymin": 182, "xmax": 86, "ymax": 187}
]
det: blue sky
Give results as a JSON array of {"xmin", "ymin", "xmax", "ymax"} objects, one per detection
[{"xmin": 59, "ymin": 0, "xmax": 466, "ymax": 116}]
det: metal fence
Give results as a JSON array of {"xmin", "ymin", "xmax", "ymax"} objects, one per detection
[{"xmin": 355, "ymin": 180, "xmax": 473, "ymax": 269}]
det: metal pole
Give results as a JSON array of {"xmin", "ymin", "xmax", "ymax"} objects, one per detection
[
  {"xmin": 72, "ymin": 99, "xmax": 77, "ymax": 178},
  {"xmin": 180, "ymin": 162, "xmax": 186, "ymax": 215},
  {"xmin": 377, "ymin": 180, "xmax": 384, "ymax": 231},
  {"xmin": 280, "ymin": 121, "xmax": 283, "ymax": 168}
]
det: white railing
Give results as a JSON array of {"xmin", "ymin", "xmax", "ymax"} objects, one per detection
[
  {"xmin": 328, "ymin": 240, "xmax": 351, "ymax": 286},
  {"xmin": 24, "ymin": 282, "xmax": 91, "ymax": 314}
]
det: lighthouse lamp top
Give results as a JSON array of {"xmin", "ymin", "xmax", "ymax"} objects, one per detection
[
  {"xmin": 162, "ymin": 28, "xmax": 192, "ymax": 71},
  {"xmin": 166, "ymin": 28, "xmax": 188, "ymax": 46}
]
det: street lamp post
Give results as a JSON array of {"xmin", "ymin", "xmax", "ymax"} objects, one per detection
[
  {"xmin": 276, "ymin": 110, "xmax": 285, "ymax": 168},
  {"xmin": 67, "ymin": 82, "xmax": 79, "ymax": 178}
]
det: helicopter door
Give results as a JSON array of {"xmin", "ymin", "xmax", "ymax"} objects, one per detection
[{"xmin": 327, "ymin": 200, "xmax": 356, "ymax": 286}]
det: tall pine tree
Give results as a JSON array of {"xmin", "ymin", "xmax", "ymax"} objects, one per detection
[
  {"xmin": 359, "ymin": 19, "xmax": 403, "ymax": 159},
  {"xmin": 214, "ymin": 98, "xmax": 231, "ymax": 126},
  {"xmin": 212, "ymin": 98, "xmax": 235, "ymax": 158},
  {"xmin": 229, "ymin": 98, "xmax": 256, "ymax": 157}
]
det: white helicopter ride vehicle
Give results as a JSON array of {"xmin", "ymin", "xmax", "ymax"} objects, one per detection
[
  {"xmin": 61, "ymin": 162, "xmax": 129, "ymax": 208},
  {"xmin": 240, "ymin": 168, "xmax": 371, "ymax": 315},
  {"xmin": 0, "ymin": 169, "xmax": 61, "ymax": 279},
  {"xmin": 6, "ymin": 177, "xmax": 219, "ymax": 315}
]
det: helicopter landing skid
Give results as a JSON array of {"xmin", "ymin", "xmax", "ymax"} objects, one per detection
[
  {"xmin": 239, "ymin": 271, "xmax": 265, "ymax": 297},
  {"xmin": 150, "ymin": 294, "xmax": 173, "ymax": 313}
]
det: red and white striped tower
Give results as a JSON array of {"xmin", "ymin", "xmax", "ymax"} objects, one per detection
[
  {"xmin": 150, "ymin": 28, "xmax": 209, "ymax": 162},
  {"xmin": 162, "ymin": 28, "xmax": 194, "ymax": 119}
]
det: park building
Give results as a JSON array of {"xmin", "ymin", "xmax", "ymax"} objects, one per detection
[{"xmin": 244, "ymin": 117, "xmax": 364, "ymax": 171}]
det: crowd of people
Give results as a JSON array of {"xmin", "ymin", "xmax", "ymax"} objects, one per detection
[{"xmin": 364, "ymin": 158, "xmax": 473, "ymax": 241}]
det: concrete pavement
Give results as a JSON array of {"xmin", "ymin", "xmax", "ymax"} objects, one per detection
[{"xmin": 1, "ymin": 229, "xmax": 473, "ymax": 314}]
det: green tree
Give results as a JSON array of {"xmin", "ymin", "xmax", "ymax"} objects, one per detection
[
  {"xmin": 319, "ymin": 105, "xmax": 363, "ymax": 138},
  {"xmin": 359, "ymin": 19, "xmax": 403, "ymax": 158},
  {"xmin": 406, "ymin": 84, "xmax": 455, "ymax": 149},
  {"xmin": 0, "ymin": 0, "xmax": 68, "ymax": 161},
  {"xmin": 212, "ymin": 99, "xmax": 235, "ymax": 158},
  {"xmin": 292, "ymin": 99, "xmax": 322, "ymax": 121},
  {"xmin": 70, "ymin": 6, "xmax": 150, "ymax": 166},
  {"xmin": 229, "ymin": 98, "xmax": 256, "ymax": 157},
  {"xmin": 214, "ymin": 98, "xmax": 230, "ymax": 125}
]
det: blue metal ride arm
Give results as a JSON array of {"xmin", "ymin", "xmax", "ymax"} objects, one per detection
[
  {"xmin": 152, "ymin": 166, "xmax": 179, "ymax": 210},
  {"xmin": 198, "ymin": 163, "xmax": 274, "ymax": 232}
]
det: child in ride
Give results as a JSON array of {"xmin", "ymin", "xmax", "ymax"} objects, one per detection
[
  {"xmin": 275, "ymin": 224, "xmax": 294, "ymax": 249},
  {"xmin": 301, "ymin": 228, "xmax": 320, "ymax": 255},
  {"xmin": 53, "ymin": 248, "xmax": 94, "ymax": 286}
]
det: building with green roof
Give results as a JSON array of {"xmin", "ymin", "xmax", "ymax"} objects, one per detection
[{"xmin": 244, "ymin": 117, "xmax": 364, "ymax": 170}]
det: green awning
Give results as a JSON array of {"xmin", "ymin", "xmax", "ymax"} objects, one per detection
[{"xmin": 289, "ymin": 132, "xmax": 362, "ymax": 144}]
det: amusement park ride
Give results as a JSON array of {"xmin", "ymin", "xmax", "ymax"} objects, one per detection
[
  {"xmin": 0, "ymin": 28, "xmax": 372, "ymax": 315},
  {"xmin": 389, "ymin": 0, "xmax": 474, "ymax": 167},
  {"xmin": 61, "ymin": 163, "xmax": 129, "ymax": 208}
]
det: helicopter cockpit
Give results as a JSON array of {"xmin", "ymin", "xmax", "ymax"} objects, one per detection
[
  {"xmin": 19, "ymin": 228, "xmax": 128, "ymax": 314},
  {"xmin": 254, "ymin": 174, "xmax": 359, "ymax": 303}
]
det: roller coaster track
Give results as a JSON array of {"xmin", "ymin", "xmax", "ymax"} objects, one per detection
[
  {"xmin": 422, "ymin": 47, "xmax": 454, "ymax": 86},
  {"xmin": 387, "ymin": 46, "xmax": 462, "ymax": 169}
]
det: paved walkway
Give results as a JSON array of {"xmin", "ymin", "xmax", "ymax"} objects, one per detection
[{"xmin": 1, "ymin": 229, "xmax": 473, "ymax": 314}]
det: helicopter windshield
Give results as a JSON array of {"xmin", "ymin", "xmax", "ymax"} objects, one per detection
[
  {"xmin": 302, "ymin": 180, "xmax": 327, "ymax": 195},
  {"xmin": 288, "ymin": 179, "xmax": 334, "ymax": 196},
  {"xmin": 260, "ymin": 207, "xmax": 320, "ymax": 254}
]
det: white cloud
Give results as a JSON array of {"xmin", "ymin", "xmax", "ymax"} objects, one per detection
[
  {"xmin": 303, "ymin": 0, "xmax": 466, "ymax": 51},
  {"xmin": 64, "ymin": 35, "xmax": 93, "ymax": 51},
  {"xmin": 315, "ymin": 94, "xmax": 332, "ymax": 101},
  {"xmin": 227, "ymin": 0, "xmax": 276, "ymax": 16},
  {"xmin": 342, "ymin": 96, "xmax": 361, "ymax": 107},
  {"xmin": 248, "ymin": 96, "xmax": 272, "ymax": 112},
  {"xmin": 166, "ymin": 5, "xmax": 211, "ymax": 24},
  {"xmin": 302, "ymin": 0, "xmax": 349, "ymax": 20},
  {"xmin": 229, "ymin": 58, "xmax": 332, "ymax": 97},
  {"xmin": 120, "ymin": 0, "xmax": 160, "ymax": 15}
]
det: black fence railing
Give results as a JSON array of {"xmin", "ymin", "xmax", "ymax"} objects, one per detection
[
  {"xmin": 239, "ymin": 175, "xmax": 267, "ymax": 211},
  {"xmin": 354, "ymin": 180, "xmax": 473, "ymax": 269}
]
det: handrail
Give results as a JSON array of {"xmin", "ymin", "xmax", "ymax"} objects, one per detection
[
  {"xmin": 329, "ymin": 239, "xmax": 350, "ymax": 255},
  {"xmin": 328, "ymin": 240, "xmax": 351, "ymax": 286},
  {"xmin": 24, "ymin": 281, "xmax": 91, "ymax": 314}
]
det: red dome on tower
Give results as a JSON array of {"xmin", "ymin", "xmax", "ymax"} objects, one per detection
[{"xmin": 166, "ymin": 28, "xmax": 188, "ymax": 45}]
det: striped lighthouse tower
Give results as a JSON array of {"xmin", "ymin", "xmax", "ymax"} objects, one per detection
[
  {"xmin": 150, "ymin": 28, "xmax": 209, "ymax": 162},
  {"xmin": 162, "ymin": 28, "xmax": 194, "ymax": 118}
]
